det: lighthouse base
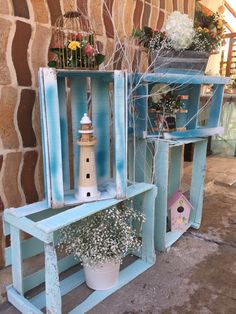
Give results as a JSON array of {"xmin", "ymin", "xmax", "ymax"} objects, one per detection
[{"xmin": 75, "ymin": 186, "xmax": 101, "ymax": 203}]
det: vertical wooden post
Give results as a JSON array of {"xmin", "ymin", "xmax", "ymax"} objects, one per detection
[
  {"xmin": 45, "ymin": 242, "xmax": 61, "ymax": 314},
  {"xmin": 10, "ymin": 226, "xmax": 23, "ymax": 295},
  {"xmin": 154, "ymin": 140, "xmax": 169, "ymax": 251},
  {"xmin": 207, "ymin": 84, "xmax": 224, "ymax": 128},
  {"xmin": 142, "ymin": 186, "xmax": 157, "ymax": 264},
  {"xmin": 190, "ymin": 139, "xmax": 208, "ymax": 228},
  {"xmin": 187, "ymin": 84, "xmax": 201, "ymax": 129}
]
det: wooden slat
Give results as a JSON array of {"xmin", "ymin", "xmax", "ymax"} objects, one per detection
[
  {"xmin": 5, "ymin": 237, "xmax": 43, "ymax": 267},
  {"xmin": 134, "ymin": 84, "xmax": 148, "ymax": 138},
  {"xmin": 187, "ymin": 84, "xmax": 201, "ymax": 129},
  {"xmin": 7, "ymin": 286, "xmax": 43, "ymax": 314},
  {"xmin": 168, "ymin": 145, "xmax": 182, "ymax": 197},
  {"xmin": 163, "ymin": 127, "xmax": 224, "ymax": 139},
  {"xmin": 36, "ymin": 183, "xmax": 154, "ymax": 233},
  {"xmin": 69, "ymin": 259, "xmax": 152, "ymax": 314},
  {"xmin": 70, "ymin": 77, "xmax": 87, "ymax": 192},
  {"xmin": 45, "ymin": 243, "xmax": 62, "ymax": 313},
  {"xmin": 6, "ymin": 200, "xmax": 48, "ymax": 218},
  {"xmin": 91, "ymin": 77, "xmax": 110, "ymax": 184},
  {"xmin": 154, "ymin": 141, "xmax": 169, "ymax": 251},
  {"xmin": 24, "ymin": 255, "xmax": 77, "ymax": 293},
  {"xmin": 207, "ymin": 84, "xmax": 225, "ymax": 128},
  {"xmin": 137, "ymin": 73, "xmax": 230, "ymax": 85},
  {"xmin": 38, "ymin": 69, "xmax": 51, "ymax": 205},
  {"xmin": 141, "ymin": 186, "xmax": 157, "ymax": 264},
  {"xmin": 113, "ymin": 70, "xmax": 127, "ymax": 198},
  {"xmin": 56, "ymin": 70, "xmax": 114, "ymax": 81},
  {"xmin": 58, "ymin": 77, "xmax": 70, "ymax": 191},
  {"xmin": 30, "ymin": 269, "xmax": 85, "ymax": 310},
  {"xmin": 40, "ymin": 68, "xmax": 64, "ymax": 208},
  {"xmin": 10, "ymin": 226, "xmax": 23, "ymax": 295},
  {"xmin": 4, "ymin": 211, "xmax": 53, "ymax": 243},
  {"xmin": 189, "ymin": 140, "xmax": 208, "ymax": 226}
]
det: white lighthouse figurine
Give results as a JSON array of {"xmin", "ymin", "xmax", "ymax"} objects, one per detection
[{"xmin": 75, "ymin": 113, "xmax": 101, "ymax": 202}]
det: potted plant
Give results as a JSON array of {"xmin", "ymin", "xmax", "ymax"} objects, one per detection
[
  {"xmin": 148, "ymin": 84, "xmax": 186, "ymax": 132},
  {"xmin": 133, "ymin": 10, "xmax": 225, "ymax": 73},
  {"xmin": 58, "ymin": 200, "xmax": 144, "ymax": 290}
]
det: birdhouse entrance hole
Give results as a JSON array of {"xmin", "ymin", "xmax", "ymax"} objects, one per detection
[{"xmin": 177, "ymin": 206, "xmax": 184, "ymax": 213}]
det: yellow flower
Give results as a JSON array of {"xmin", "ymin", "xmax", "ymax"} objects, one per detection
[{"xmin": 68, "ymin": 41, "xmax": 80, "ymax": 50}]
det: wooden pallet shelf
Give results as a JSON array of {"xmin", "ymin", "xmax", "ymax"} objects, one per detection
[{"xmin": 4, "ymin": 183, "xmax": 157, "ymax": 314}]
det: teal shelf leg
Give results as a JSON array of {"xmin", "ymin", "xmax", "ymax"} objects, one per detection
[
  {"xmin": 154, "ymin": 141, "xmax": 169, "ymax": 251},
  {"xmin": 142, "ymin": 186, "xmax": 157, "ymax": 264},
  {"xmin": 45, "ymin": 242, "xmax": 62, "ymax": 314},
  {"xmin": 190, "ymin": 139, "xmax": 208, "ymax": 229},
  {"xmin": 11, "ymin": 226, "xmax": 23, "ymax": 295}
]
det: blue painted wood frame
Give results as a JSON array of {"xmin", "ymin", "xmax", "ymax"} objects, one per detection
[
  {"xmin": 130, "ymin": 72, "xmax": 230, "ymax": 139},
  {"xmin": 147, "ymin": 138, "xmax": 208, "ymax": 251}
]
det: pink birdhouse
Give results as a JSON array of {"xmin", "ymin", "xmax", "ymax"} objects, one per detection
[{"xmin": 168, "ymin": 191, "xmax": 194, "ymax": 232}]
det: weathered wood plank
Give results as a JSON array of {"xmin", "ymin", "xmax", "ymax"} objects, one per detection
[
  {"xmin": 70, "ymin": 77, "xmax": 87, "ymax": 193},
  {"xmin": 190, "ymin": 140, "xmax": 208, "ymax": 227},
  {"xmin": 31, "ymin": 268, "xmax": 85, "ymax": 310},
  {"xmin": 36, "ymin": 183, "xmax": 154, "ymax": 233},
  {"xmin": 10, "ymin": 226, "xmax": 23, "ymax": 295},
  {"xmin": 38, "ymin": 68, "xmax": 51, "ymax": 205},
  {"xmin": 91, "ymin": 77, "xmax": 110, "ymax": 184},
  {"xmin": 7, "ymin": 286, "xmax": 43, "ymax": 314},
  {"xmin": 6, "ymin": 200, "xmax": 49, "ymax": 218},
  {"xmin": 168, "ymin": 145, "xmax": 182, "ymax": 197},
  {"xmin": 138, "ymin": 72, "xmax": 230, "ymax": 85},
  {"xmin": 5, "ymin": 236, "xmax": 43, "ymax": 267},
  {"xmin": 69, "ymin": 259, "xmax": 152, "ymax": 314},
  {"xmin": 24, "ymin": 255, "xmax": 77, "ymax": 293},
  {"xmin": 4, "ymin": 211, "xmax": 53, "ymax": 243},
  {"xmin": 154, "ymin": 141, "xmax": 169, "ymax": 251},
  {"xmin": 163, "ymin": 127, "xmax": 224, "ymax": 139},
  {"xmin": 113, "ymin": 70, "xmax": 127, "ymax": 198},
  {"xmin": 207, "ymin": 84, "xmax": 225, "ymax": 128},
  {"xmin": 187, "ymin": 84, "xmax": 201, "ymax": 129},
  {"xmin": 40, "ymin": 68, "xmax": 64, "ymax": 208},
  {"xmin": 142, "ymin": 186, "xmax": 157, "ymax": 264},
  {"xmin": 58, "ymin": 76, "xmax": 70, "ymax": 191},
  {"xmin": 45, "ymin": 242, "xmax": 62, "ymax": 314}
]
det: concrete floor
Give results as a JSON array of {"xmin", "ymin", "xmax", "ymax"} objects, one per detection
[{"xmin": 0, "ymin": 156, "xmax": 236, "ymax": 314}]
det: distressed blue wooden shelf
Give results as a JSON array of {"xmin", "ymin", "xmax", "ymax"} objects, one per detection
[
  {"xmin": 38, "ymin": 68, "xmax": 128, "ymax": 209},
  {"xmin": 129, "ymin": 72, "xmax": 230, "ymax": 139},
  {"xmin": 145, "ymin": 137, "xmax": 208, "ymax": 251},
  {"xmin": 4, "ymin": 182, "xmax": 157, "ymax": 314}
]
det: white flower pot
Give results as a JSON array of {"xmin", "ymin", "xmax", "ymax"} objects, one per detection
[{"xmin": 83, "ymin": 261, "xmax": 120, "ymax": 290}]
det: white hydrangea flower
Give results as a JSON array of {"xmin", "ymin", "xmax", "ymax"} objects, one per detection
[{"xmin": 162, "ymin": 11, "xmax": 195, "ymax": 51}]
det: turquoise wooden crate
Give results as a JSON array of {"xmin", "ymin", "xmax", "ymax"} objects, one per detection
[
  {"xmin": 38, "ymin": 68, "xmax": 128, "ymax": 208},
  {"xmin": 146, "ymin": 137, "xmax": 208, "ymax": 251},
  {"xmin": 129, "ymin": 72, "xmax": 230, "ymax": 139},
  {"xmin": 3, "ymin": 183, "xmax": 157, "ymax": 314}
]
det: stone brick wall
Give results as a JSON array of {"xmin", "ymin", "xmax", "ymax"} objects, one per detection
[{"xmin": 0, "ymin": 0, "xmax": 195, "ymax": 266}]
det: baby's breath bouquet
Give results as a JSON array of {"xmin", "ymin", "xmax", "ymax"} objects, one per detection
[{"xmin": 58, "ymin": 200, "xmax": 144, "ymax": 267}]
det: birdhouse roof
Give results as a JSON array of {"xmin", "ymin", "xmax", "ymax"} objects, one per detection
[
  {"xmin": 168, "ymin": 191, "xmax": 194, "ymax": 209},
  {"xmin": 80, "ymin": 113, "xmax": 91, "ymax": 124}
]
